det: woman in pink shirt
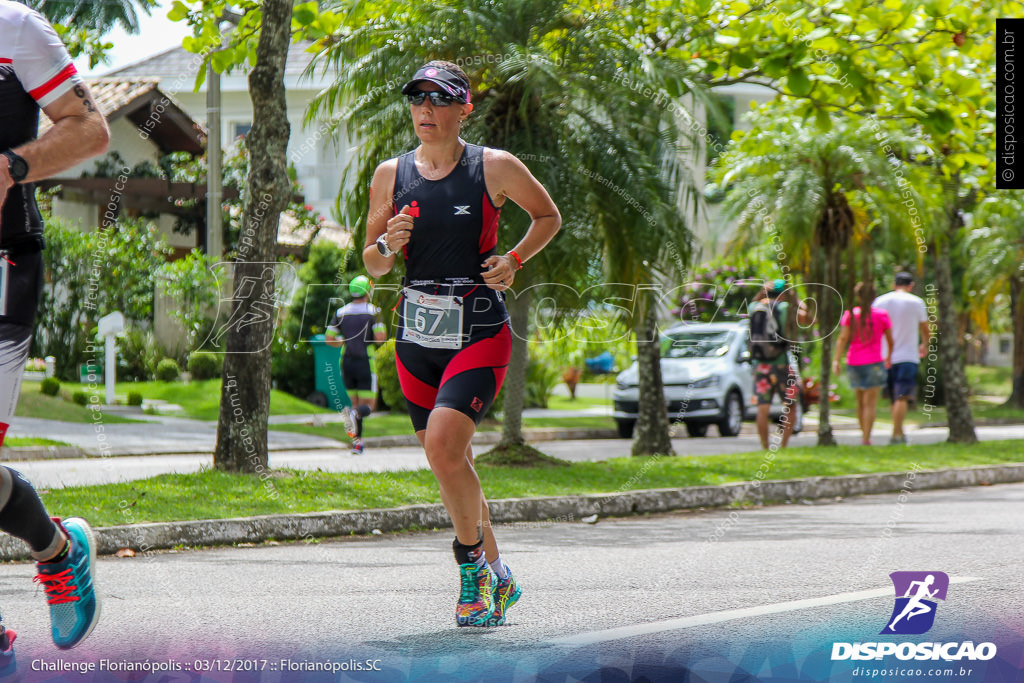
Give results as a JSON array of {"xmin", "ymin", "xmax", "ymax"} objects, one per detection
[{"xmin": 833, "ymin": 281, "xmax": 894, "ymax": 445}]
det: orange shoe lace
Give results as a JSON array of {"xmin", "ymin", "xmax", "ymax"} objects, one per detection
[{"xmin": 34, "ymin": 568, "xmax": 80, "ymax": 604}]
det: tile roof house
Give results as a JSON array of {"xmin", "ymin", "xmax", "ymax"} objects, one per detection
[{"xmin": 105, "ymin": 41, "xmax": 350, "ymax": 224}]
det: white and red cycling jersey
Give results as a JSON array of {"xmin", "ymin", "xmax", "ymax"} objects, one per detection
[{"xmin": 0, "ymin": 0, "xmax": 82, "ymax": 247}]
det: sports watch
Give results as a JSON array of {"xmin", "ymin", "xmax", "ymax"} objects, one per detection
[
  {"xmin": 376, "ymin": 233, "xmax": 396, "ymax": 257},
  {"xmin": 1, "ymin": 150, "xmax": 28, "ymax": 183}
]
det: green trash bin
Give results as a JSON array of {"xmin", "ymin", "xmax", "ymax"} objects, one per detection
[
  {"xmin": 308, "ymin": 334, "xmax": 352, "ymax": 412},
  {"xmin": 79, "ymin": 363, "xmax": 103, "ymax": 384}
]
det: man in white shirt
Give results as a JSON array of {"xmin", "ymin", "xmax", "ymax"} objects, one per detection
[{"xmin": 873, "ymin": 272, "xmax": 931, "ymax": 445}]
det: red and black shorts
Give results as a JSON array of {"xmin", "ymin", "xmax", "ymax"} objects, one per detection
[{"xmin": 395, "ymin": 323, "xmax": 511, "ymax": 432}]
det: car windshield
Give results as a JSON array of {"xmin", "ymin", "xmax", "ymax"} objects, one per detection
[{"xmin": 661, "ymin": 331, "xmax": 733, "ymax": 358}]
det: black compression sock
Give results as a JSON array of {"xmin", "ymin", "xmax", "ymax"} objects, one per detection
[
  {"xmin": 0, "ymin": 467, "xmax": 60, "ymax": 553},
  {"xmin": 453, "ymin": 537, "xmax": 485, "ymax": 565}
]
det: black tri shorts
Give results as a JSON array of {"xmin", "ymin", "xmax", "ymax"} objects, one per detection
[{"xmin": 395, "ymin": 322, "xmax": 511, "ymax": 432}]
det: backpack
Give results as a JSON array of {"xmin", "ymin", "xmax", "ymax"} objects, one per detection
[{"xmin": 748, "ymin": 301, "xmax": 787, "ymax": 361}]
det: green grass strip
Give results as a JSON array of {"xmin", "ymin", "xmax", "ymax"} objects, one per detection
[{"xmin": 38, "ymin": 440, "xmax": 1024, "ymax": 527}]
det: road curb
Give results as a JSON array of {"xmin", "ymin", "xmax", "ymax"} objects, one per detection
[
  {"xmin": 2, "ymin": 462, "xmax": 1021, "ymax": 561},
  {"xmin": 0, "ymin": 445, "xmax": 89, "ymax": 460}
]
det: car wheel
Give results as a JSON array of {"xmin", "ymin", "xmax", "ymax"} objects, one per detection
[
  {"xmin": 718, "ymin": 391, "xmax": 743, "ymax": 437},
  {"xmin": 685, "ymin": 422, "xmax": 709, "ymax": 438},
  {"xmin": 616, "ymin": 419, "xmax": 635, "ymax": 439}
]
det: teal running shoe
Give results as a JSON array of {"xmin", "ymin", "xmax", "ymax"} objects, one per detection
[
  {"xmin": 33, "ymin": 518, "xmax": 100, "ymax": 649},
  {"xmin": 0, "ymin": 621, "xmax": 16, "ymax": 679},
  {"xmin": 486, "ymin": 566, "xmax": 522, "ymax": 626},
  {"xmin": 455, "ymin": 563, "xmax": 496, "ymax": 627}
]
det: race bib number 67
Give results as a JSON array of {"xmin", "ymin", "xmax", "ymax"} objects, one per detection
[{"xmin": 402, "ymin": 290, "xmax": 464, "ymax": 349}]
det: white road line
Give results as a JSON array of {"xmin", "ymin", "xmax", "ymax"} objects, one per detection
[{"xmin": 548, "ymin": 576, "xmax": 983, "ymax": 648}]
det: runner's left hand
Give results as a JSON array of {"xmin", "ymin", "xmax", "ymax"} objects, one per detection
[{"xmin": 481, "ymin": 254, "xmax": 515, "ymax": 291}]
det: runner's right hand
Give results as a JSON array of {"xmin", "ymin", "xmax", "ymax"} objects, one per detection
[{"xmin": 384, "ymin": 204, "xmax": 415, "ymax": 252}]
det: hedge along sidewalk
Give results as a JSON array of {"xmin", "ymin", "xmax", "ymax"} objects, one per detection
[{"xmin": 2, "ymin": 462, "xmax": 1021, "ymax": 561}]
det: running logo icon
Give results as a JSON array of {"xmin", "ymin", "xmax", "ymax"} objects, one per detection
[{"xmin": 881, "ymin": 571, "xmax": 949, "ymax": 635}]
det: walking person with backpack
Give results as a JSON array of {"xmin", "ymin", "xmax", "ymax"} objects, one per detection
[
  {"xmin": 833, "ymin": 281, "xmax": 894, "ymax": 445},
  {"xmin": 748, "ymin": 279, "xmax": 813, "ymax": 449}
]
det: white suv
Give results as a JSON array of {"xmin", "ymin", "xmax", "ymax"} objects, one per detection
[{"xmin": 612, "ymin": 321, "xmax": 804, "ymax": 438}]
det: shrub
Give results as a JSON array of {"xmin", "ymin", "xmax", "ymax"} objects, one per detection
[
  {"xmin": 72, "ymin": 391, "xmax": 88, "ymax": 406},
  {"xmin": 187, "ymin": 353, "xmax": 222, "ymax": 380},
  {"xmin": 374, "ymin": 339, "xmax": 406, "ymax": 414},
  {"xmin": 272, "ymin": 331, "xmax": 314, "ymax": 400},
  {"xmin": 34, "ymin": 216, "xmax": 171, "ymax": 381},
  {"xmin": 40, "ymin": 377, "xmax": 60, "ymax": 396},
  {"xmin": 525, "ymin": 354, "xmax": 561, "ymax": 409},
  {"xmin": 155, "ymin": 358, "xmax": 180, "ymax": 382},
  {"xmin": 127, "ymin": 391, "xmax": 144, "ymax": 407},
  {"xmin": 158, "ymin": 249, "xmax": 225, "ymax": 357},
  {"xmin": 117, "ymin": 327, "xmax": 162, "ymax": 382}
]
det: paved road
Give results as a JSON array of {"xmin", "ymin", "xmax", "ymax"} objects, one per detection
[
  {"xmin": 8, "ymin": 424, "xmax": 1024, "ymax": 490},
  {"xmin": 0, "ymin": 482, "xmax": 1020, "ymax": 681}
]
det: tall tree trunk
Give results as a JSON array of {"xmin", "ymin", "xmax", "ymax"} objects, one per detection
[
  {"xmin": 499, "ymin": 287, "xmax": 531, "ymax": 446},
  {"xmin": 933, "ymin": 236, "xmax": 977, "ymax": 443},
  {"xmin": 816, "ymin": 247, "xmax": 839, "ymax": 446},
  {"xmin": 633, "ymin": 290, "xmax": 673, "ymax": 456},
  {"xmin": 1006, "ymin": 275, "xmax": 1024, "ymax": 409},
  {"xmin": 213, "ymin": 0, "xmax": 293, "ymax": 472}
]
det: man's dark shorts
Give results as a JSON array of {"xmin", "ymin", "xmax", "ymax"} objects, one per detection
[
  {"xmin": 887, "ymin": 362, "xmax": 918, "ymax": 402},
  {"xmin": 342, "ymin": 354, "xmax": 372, "ymax": 392}
]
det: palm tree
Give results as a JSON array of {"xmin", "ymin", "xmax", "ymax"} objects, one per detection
[
  {"xmin": 306, "ymin": 0, "xmax": 696, "ymax": 457},
  {"xmin": 30, "ymin": 0, "xmax": 155, "ymax": 33},
  {"xmin": 714, "ymin": 110, "xmax": 916, "ymax": 446},
  {"xmin": 969, "ymin": 193, "xmax": 1024, "ymax": 409}
]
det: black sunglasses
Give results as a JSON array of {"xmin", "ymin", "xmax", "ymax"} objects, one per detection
[{"xmin": 406, "ymin": 89, "xmax": 459, "ymax": 107}]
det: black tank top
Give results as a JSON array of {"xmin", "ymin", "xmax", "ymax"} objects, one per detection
[
  {"xmin": 393, "ymin": 143, "xmax": 501, "ymax": 284},
  {"xmin": 392, "ymin": 142, "xmax": 507, "ymax": 330}
]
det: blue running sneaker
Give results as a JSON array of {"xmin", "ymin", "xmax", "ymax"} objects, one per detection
[
  {"xmin": 33, "ymin": 518, "xmax": 100, "ymax": 650},
  {"xmin": 0, "ymin": 621, "xmax": 16, "ymax": 680},
  {"xmin": 455, "ymin": 563, "xmax": 496, "ymax": 627},
  {"xmin": 486, "ymin": 566, "xmax": 522, "ymax": 626}
]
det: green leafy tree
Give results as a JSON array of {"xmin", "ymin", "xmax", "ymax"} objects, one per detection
[
  {"xmin": 969, "ymin": 194, "xmax": 1024, "ymax": 409},
  {"xmin": 30, "ymin": 0, "xmax": 157, "ymax": 67},
  {"xmin": 34, "ymin": 216, "xmax": 170, "ymax": 381},
  {"xmin": 158, "ymin": 249, "xmax": 226, "ymax": 362},
  {"xmin": 306, "ymin": 0, "xmax": 701, "ymax": 456},
  {"xmin": 174, "ymin": 0, "xmax": 299, "ymax": 472}
]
